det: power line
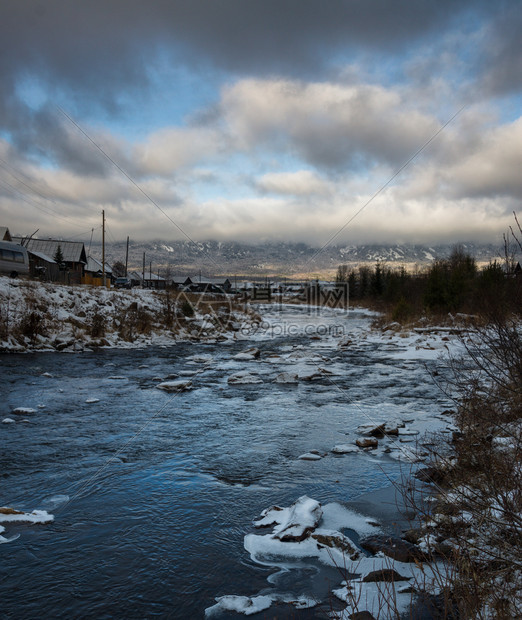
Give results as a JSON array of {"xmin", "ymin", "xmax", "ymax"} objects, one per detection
[
  {"xmin": 305, "ymin": 105, "xmax": 467, "ymax": 268},
  {"xmin": 57, "ymin": 106, "xmax": 226, "ymax": 275},
  {"xmin": 0, "ymin": 176, "xmax": 91, "ymax": 229},
  {"xmin": 0, "ymin": 157, "xmax": 65, "ymax": 217}
]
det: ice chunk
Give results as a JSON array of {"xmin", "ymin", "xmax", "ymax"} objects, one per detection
[
  {"xmin": 85, "ymin": 398, "xmax": 100, "ymax": 403},
  {"xmin": 205, "ymin": 594, "xmax": 273, "ymax": 617},
  {"xmin": 0, "ymin": 508, "xmax": 54, "ymax": 524},
  {"xmin": 2, "ymin": 418, "xmax": 15, "ymax": 424}
]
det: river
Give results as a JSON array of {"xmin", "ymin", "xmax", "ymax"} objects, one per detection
[{"xmin": 0, "ymin": 305, "xmax": 452, "ymax": 618}]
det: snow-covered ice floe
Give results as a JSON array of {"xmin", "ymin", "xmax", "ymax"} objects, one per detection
[
  {"xmin": 205, "ymin": 593, "xmax": 316, "ymax": 617},
  {"xmin": 208, "ymin": 495, "xmax": 449, "ymax": 618},
  {"xmin": 0, "ymin": 508, "xmax": 54, "ymax": 524},
  {"xmin": 0, "ymin": 507, "xmax": 55, "ymax": 544}
]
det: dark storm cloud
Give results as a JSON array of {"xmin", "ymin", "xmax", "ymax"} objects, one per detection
[
  {"xmin": 477, "ymin": 3, "xmax": 522, "ymax": 96},
  {"xmin": 0, "ymin": 0, "xmax": 515, "ymax": 176},
  {"xmin": 0, "ymin": 0, "xmax": 495, "ymax": 103}
]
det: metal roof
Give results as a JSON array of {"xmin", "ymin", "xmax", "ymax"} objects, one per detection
[
  {"xmin": 86, "ymin": 255, "xmax": 112, "ymax": 274},
  {"xmin": 14, "ymin": 238, "xmax": 87, "ymax": 263},
  {"xmin": 28, "ymin": 249, "xmax": 56, "ymax": 263}
]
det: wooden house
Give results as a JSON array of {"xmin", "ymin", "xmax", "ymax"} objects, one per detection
[{"xmin": 13, "ymin": 238, "xmax": 87, "ymax": 284}]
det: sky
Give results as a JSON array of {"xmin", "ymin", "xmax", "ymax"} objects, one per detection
[{"xmin": 0, "ymin": 0, "xmax": 521, "ymax": 248}]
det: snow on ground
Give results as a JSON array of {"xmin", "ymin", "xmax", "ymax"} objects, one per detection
[{"xmin": 0, "ymin": 276, "xmax": 254, "ymax": 352}]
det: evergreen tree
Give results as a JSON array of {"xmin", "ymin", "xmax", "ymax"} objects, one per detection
[{"xmin": 54, "ymin": 245, "xmax": 65, "ymax": 270}]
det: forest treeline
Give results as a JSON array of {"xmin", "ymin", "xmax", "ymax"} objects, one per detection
[{"xmin": 335, "ymin": 245, "xmax": 521, "ymax": 322}]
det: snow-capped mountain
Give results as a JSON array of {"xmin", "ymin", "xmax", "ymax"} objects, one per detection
[{"xmin": 89, "ymin": 239, "xmax": 503, "ymax": 277}]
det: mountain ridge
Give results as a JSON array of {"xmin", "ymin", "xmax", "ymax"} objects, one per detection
[{"xmin": 88, "ymin": 239, "xmax": 504, "ymax": 278}]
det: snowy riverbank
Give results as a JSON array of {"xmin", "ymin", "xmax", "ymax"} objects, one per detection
[{"xmin": 0, "ymin": 277, "xmax": 256, "ymax": 352}]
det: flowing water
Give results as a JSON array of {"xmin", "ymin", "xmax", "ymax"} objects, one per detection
[{"xmin": 0, "ymin": 306, "xmax": 450, "ymax": 618}]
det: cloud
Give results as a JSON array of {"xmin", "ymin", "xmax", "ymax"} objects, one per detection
[
  {"xmin": 1, "ymin": 1, "xmax": 521, "ymax": 247},
  {"xmin": 476, "ymin": 2, "xmax": 522, "ymax": 96},
  {"xmin": 442, "ymin": 117, "xmax": 522, "ymax": 200},
  {"xmin": 136, "ymin": 127, "xmax": 223, "ymax": 176},
  {"xmin": 255, "ymin": 170, "xmax": 330, "ymax": 196},
  {"xmin": 221, "ymin": 79, "xmax": 439, "ymax": 170}
]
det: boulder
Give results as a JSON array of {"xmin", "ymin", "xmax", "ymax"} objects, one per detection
[
  {"xmin": 11, "ymin": 407, "xmax": 36, "ymax": 415},
  {"xmin": 233, "ymin": 347, "xmax": 260, "ymax": 360},
  {"xmin": 273, "ymin": 372, "xmax": 298, "ymax": 384},
  {"xmin": 359, "ymin": 534, "xmax": 425, "ymax": 563},
  {"xmin": 362, "ymin": 569, "xmax": 410, "ymax": 583},
  {"xmin": 227, "ymin": 371, "xmax": 263, "ymax": 384},
  {"xmin": 156, "ymin": 380, "xmax": 193, "ymax": 392},
  {"xmin": 273, "ymin": 496, "xmax": 323, "ymax": 542},
  {"xmin": 298, "ymin": 453, "xmax": 322, "ymax": 461},
  {"xmin": 332, "ymin": 444, "xmax": 358, "ymax": 454},
  {"xmin": 311, "ymin": 532, "xmax": 361, "ymax": 560},
  {"xmin": 357, "ymin": 420, "xmax": 403, "ymax": 437},
  {"xmin": 356, "ymin": 438, "xmax": 378, "ymax": 449}
]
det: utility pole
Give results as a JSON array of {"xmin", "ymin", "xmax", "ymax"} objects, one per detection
[
  {"xmin": 125, "ymin": 236, "xmax": 129, "ymax": 277},
  {"xmin": 102, "ymin": 210, "xmax": 106, "ymax": 288},
  {"xmin": 142, "ymin": 252, "xmax": 145, "ymax": 288}
]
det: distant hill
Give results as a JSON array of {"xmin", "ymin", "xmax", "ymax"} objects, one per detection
[{"xmin": 88, "ymin": 239, "xmax": 503, "ymax": 279}]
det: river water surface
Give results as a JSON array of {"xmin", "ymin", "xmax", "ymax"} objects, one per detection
[{"xmin": 0, "ymin": 305, "xmax": 451, "ymax": 618}]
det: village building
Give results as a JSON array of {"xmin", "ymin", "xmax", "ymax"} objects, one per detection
[
  {"xmin": 183, "ymin": 277, "xmax": 232, "ymax": 293},
  {"xmin": 128, "ymin": 271, "xmax": 169, "ymax": 290},
  {"xmin": 84, "ymin": 256, "xmax": 114, "ymax": 286},
  {"xmin": 27, "ymin": 249, "xmax": 59, "ymax": 281},
  {"xmin": 171, "ymin": 276, "xmax": 194, "ymax": 290},
  {"xmin": 13, "ymin": 237, "xmax": 87, "ymax": 284}
]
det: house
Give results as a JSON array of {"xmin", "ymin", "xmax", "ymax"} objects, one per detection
[
  {"xmin": 129, "ymin": 271, "xmax": 169, "ymax": 290},
  {"xmin": 128, "ymin": 272, "xmax": 143, "ymax": 287},
  {"xmin": 0, "ymin": 227, "xmax": 13, "ymax": 242},
  {"xmin": 171, "ymin": 276, "xmax": 193, "ymax": 290},
  {"xmin": 13, "ymin": 237, "xmax": 87, "ymax": 284},
  {"xmin": 84, "ymin": 256, "xmax": 113, "ymax": 286},
  {"xmin": 26, "ymin": 249, "xmax": 59, "ymax": 281},
  {"xmin": 185, "ymin": 277, "xmax": 232, "ymax": 294}
]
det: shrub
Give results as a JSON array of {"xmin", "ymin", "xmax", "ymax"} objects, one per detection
[
  {"xmin": 180, "ymin": 299, "xmax": 194, "ymax": 317},
  {"xmin": 88, "ymin": 311, "xmax": 106, "ymax": 338}
]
